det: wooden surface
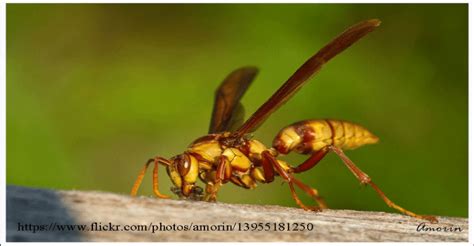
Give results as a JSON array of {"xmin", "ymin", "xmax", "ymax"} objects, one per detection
[{"xmin": 6, "ymin": 185, "xmax": 468, "ymax": 242}]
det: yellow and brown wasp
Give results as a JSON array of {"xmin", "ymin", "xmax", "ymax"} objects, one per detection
[{"xmin": 130, "ymin": 19, "xmax": 437, "ymax": 223}]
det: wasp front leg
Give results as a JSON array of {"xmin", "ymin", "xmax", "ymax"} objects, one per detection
[{"xmin": 204, "ymin": 155, "xmax": 230, "ymax": 202}]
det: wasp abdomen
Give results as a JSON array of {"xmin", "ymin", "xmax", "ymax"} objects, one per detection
[{"xmin": 273, "ymin": 119, "xmax": 379, "ymax": 154}]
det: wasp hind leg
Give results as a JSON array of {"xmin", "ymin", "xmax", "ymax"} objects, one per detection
[
  {"xmin": 327, "ymin": 145, "xmax": 438, "ymax": 223},
  {"xmin": 262, "ymin": 151, "xmax": 325, "ymax": 211},
  {"xmin": 130, "ymin": 156, "xmax": 171, "ymax": 199},
  {"xmin": 289, "ymin": 148, "xmax": 330, "ymax": 208},
  {"xmin": 291, "ymin": 147, "xmax": 329, "ymax": 174}
]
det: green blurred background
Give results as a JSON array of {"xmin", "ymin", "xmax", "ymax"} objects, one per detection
[{"xmin": 7, "ymin": 4, "xmax": 467, "ymax": 217}]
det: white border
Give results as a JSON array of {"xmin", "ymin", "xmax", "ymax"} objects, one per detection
[
  {"xmin": 2, "ymin": 0, "xmax": 472, "ymax": 3},
  {"xmin": 1, "ymin": 1, "xmax": 470, "ymax": 245},
  {"xmin": 468, "ymin": 1, "xmax": 472, "ymax": 244}
]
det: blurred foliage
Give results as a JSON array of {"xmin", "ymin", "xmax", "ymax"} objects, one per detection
[{"xmin": 7, "ymin": 4, "xmax": 467, "ymax": 217}]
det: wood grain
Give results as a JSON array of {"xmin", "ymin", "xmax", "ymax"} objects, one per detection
[{"xmin": 6, "ymin": 185, "xmax": 468, "ymax": 242}]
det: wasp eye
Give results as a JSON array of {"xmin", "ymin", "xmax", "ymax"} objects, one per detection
[{"xmin": 175, "ymin": 155, "xmax": 191, "ymax": 176}]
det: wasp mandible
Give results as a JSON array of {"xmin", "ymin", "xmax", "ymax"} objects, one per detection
[{"xmin": 130, "ymin": 19, "xmax": 437, "ymax": 223}]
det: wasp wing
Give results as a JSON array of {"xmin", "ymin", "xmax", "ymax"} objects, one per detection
[
  {"xmin": 225, "ymin": 102, "xmax": 246, "ymax": 132},
  {"xmin": 234, "ymin": 19, "xmax": 381, "ymax": 136},
  {"xmin": 208, "ymin": 66, "xmax": 258, "ymax": 134}
]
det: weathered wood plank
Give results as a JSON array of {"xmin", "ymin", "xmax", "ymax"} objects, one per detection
[{"xmin": 6, "ymin": 185, "xmax": 468, "ymax": 242}]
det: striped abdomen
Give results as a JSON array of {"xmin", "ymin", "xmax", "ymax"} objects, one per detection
[{"xmin": 273, "ymin": 119, "xmax": 379, "ymax": 155}]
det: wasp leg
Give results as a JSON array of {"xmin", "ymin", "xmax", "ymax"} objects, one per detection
[
  {"xmin": 291, "ymin": 178, "xmax": 328, "ymax": 209},
  {"xmin": 204, "ymin": 156, "xmax": 228, "ymax": 202},
  {"xmin": 289, "ymin": 148, "xmax": 329, "ymax": 208},
  {"xmin": 262, "ymin": 151, "xmax": 323, "ymax": 211},
  {"xmin": 291, "ymin": 147, "xmax": 329, "ymax": 173},
  {"xmin": 130, "ymin": 156, "xmax": 171, "ymax": 199},
  {"xmin": 328, "ymin": 145, "xmax": 438, "ymax": 223},
  {"xmin": 261, "ymin": 151, "xmax": 275, "ymax": 183},
  {"xmin": 288, "ymin": 181, "xmax": 319, "ymax": 211},
  {"xmin": 204, "ymin": 182, "xmax": 218, "ymax": 202}
]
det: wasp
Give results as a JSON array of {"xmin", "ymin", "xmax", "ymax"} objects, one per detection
[{"xmin": 130, "ymin": 19, "xmax": 437, "ymax": 223}]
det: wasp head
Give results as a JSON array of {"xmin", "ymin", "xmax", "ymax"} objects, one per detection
[{"xmin": 167, "ymin": 153, "xmax": 203, "ymax": 200}]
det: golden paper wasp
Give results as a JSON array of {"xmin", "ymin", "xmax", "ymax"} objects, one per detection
[{"xmin": 130, "ymin": 19, "xmax": 437, "ymax": 223}]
